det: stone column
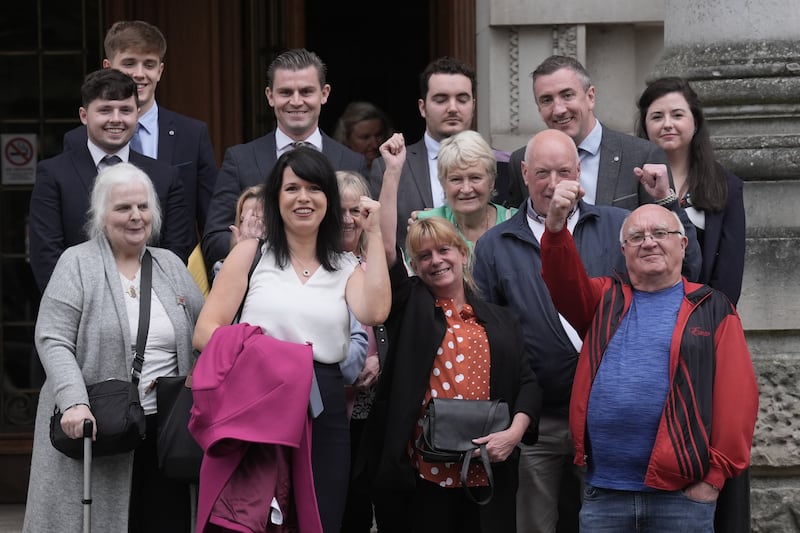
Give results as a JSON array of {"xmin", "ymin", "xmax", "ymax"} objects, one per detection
[{"xmin": 652, "ymin": 1, "xmax": 800, "ymax": 531}]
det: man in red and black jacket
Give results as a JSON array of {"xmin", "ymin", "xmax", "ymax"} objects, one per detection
[{"xmin": 540, "ymin": 167, "xmax": 757, "ymax": 532}]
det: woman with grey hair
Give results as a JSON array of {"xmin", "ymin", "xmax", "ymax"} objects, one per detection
[
  {"xmin": 416, "ymin": 130, "xmax": 516, "ymax": 254},
  {"xmin": 23, "ymin": 162, "xmax": 204, "ymax": 533}
]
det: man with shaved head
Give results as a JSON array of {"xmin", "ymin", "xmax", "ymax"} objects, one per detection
[
  {"xmin": 473, "ymin": 129, "xmax": 700, "ymax": 532},
  {"xmin": 539, "ymin": 180, "xmax": 757, "ymax": 531}
]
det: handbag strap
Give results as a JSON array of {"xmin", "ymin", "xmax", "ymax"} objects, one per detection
[
  {"xmin": 374, "ymin": 324, "xmax": 388, "ymax": 367},
  {"xmin": 462, "ymin": 399, "xmax": 503, "ymax": 506},
  {"xmin": 131, "ymin": 250, "xmax": 153, "ymax": 385},
  {"xmin": 233, "ymin": 238, "xmax": 264, "ymax": 324},
  {"xmin": 481, "ymin": 400, "xmax": 502, "ymax": 435},
  {"xmin": 460, "ymin": 444, "xmax": 495, "ymax": 506}
]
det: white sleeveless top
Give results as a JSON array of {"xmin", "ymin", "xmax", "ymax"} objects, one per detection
[{"xmin": 240, "ymin": 244, "xmax": 359, "ymax": 364}]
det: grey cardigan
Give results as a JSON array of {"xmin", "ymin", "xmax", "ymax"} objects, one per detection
[{"xmin": 23, "ymin": 236, "xmax": 204, "ymax": 533}]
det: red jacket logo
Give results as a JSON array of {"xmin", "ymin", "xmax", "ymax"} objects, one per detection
[{"xmin": 690, "ymin": 326, "xmax": 711, "ymax": 337}]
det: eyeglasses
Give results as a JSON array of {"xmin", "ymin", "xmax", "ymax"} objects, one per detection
[{"xmin": 623, "ymin": 230, "xmax": 683, "ymax": 246}]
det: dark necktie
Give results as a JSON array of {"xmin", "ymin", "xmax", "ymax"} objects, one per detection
[
  {"xmin": 100, "ymin": 155, "xmax": 122, "ymax": 170},
  {"xmin": 130, "ymin": 123, "xmax": 144, "ymax": 153},
  {"xmin": 291, "ymin": 141, "xmax": 314, "ymax": 150}
]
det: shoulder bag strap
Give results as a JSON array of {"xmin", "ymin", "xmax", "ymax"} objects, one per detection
[
  {"xmin": 131, "ymin": 250, "xmax": 153, "ymax": 385},
  {"xmin": 233, "ymin": 238, "xmax": 264, "ymax": 324},
  {"xmin": 374, "ymin": 324, "xmax": 389, "ymax": 368}
]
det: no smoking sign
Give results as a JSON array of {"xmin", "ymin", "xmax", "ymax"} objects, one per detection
[{"xmin": 1, "ymin": 134, "xmax": 37, "ymax": 184}]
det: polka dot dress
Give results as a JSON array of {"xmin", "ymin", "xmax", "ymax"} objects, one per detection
[{"xmin": 412, "ymin": 298, "xmax": 492, "ymax": 488}]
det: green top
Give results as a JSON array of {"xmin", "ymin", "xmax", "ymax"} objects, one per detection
[{"xmin": 406, "ymin": 202, "xmax": 517, "ymax": 270}]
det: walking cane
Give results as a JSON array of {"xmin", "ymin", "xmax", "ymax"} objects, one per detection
[{"xmin": 82, "ymin": 419, "xmax": 93, "ymax": 533}]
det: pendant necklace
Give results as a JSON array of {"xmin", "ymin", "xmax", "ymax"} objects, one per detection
[
  {"xmin": 120, "ymin": 271, "xmax": 139, "ymax": 298},
  {"xmin": 290, "ymin": 251, "xmax": 314, "ymax": 277}
]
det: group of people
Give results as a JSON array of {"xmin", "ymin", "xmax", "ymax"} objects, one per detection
[{"xmin": 22, "ymin": 17, "xmax": 757, "ymax": 533}]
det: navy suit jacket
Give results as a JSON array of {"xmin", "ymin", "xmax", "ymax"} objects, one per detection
[
  {"xmin": 698, "ymin": 168, "xmax": 746, "ymax": 306},
  {"xmin": 63, "ymin": 106, "xmax": 218, "ymax": 243},
  {"xmin": 29, "ymin": 148, "xmax": 192, "ymax": 291},
  {"xmin": 505, "ymin": 125, "xmax": 669, "ymax": 210},
  {"xmin": 201, "ymin": 131, "xmax": 367, "ymax": 270}
]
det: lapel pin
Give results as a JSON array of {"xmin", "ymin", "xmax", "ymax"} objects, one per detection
[{"xmin": 169, "ymin": 130, "xmax": 175, "ymax": 136}]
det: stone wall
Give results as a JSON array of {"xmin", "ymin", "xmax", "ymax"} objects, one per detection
[{"xmin": 655, "ymin": 39, "xmax": 800, "ymax": 531}]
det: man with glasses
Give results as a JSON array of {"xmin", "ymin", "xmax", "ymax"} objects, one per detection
[
  {"xmin": 540, "ymin": 182, "xmax": 757, "ymax": 532},
  {"xmin": 473, "ymin": 129, "xmax": 699, "ymax": 533}
]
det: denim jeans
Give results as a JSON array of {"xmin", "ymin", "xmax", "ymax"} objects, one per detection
[{"xmin": 579, "ymin": 484, "xmax": 717, "ymax": 532}]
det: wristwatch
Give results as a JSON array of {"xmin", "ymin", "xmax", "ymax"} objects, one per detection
[{"xmin": 655, "ymin": 189, "xmax": 678, "ymax": 207}]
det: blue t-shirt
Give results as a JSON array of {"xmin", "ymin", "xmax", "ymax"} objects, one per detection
[{"xmin": 585, "ymin": 281, "xmax": 684, "ymax": 490}]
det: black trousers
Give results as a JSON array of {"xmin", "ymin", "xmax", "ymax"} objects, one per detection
[
  {"xmin": 714, "ymin": 469, "xmax": 751, "ymax": 533},
  {"xmin": 374, "ymin": 459, "xmax": 519, "ymax": 533},
  {"xmin": 129, "ymin": 414, "xmax": 191, "ymax": 533},
  {"xmin": 311, "ymin": 362, "xmax": 351, "ymax": 533},
  {"xmin": 341, "ymin": 417, "xmax": 374, "ymax": 533}
]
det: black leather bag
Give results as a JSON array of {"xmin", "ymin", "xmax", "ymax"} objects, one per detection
[
  {"xmin": 50, "ymin": 251, "xmax": 153, "ymax": 460},
  {"xmin": 156, "ymin": 374, "xmax": 203, "ymax": 482},
  {"xmin": 416, "ymin": 398, "xmax": 510, "ymax": 505},
  {"xmin": 154, "ymin": 242, "xmax": 264, "ymax": 482},
  {"xmin": 50, "ymin": 378, "xmax": 146, "ymax": 459}
]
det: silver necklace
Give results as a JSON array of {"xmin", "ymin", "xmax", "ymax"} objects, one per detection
[{"xmin": 290, "ymin": 252, "xmax": 315, "ymax": 277}]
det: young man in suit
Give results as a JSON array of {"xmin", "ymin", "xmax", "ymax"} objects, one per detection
[
  {"xmin": 63, "ymin": 20, "xmax": 218, "ymax": 250},
  {"xmin": 369, "ymin": 56, "xmax": 512, "ymax": 246},
  {"xmin": 30, "ymin": 68, "xmax": 192, "ymax": 292},
  {"xmin": 505, "ymin": 55, "xmax": 670, "ymax": 212},
  {"xmin": 201, "ymin": 48, "xmax": 367, "ymax": 273}
]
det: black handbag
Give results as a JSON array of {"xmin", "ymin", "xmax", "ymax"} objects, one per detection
[
  {"xmin": 50, "ymin": 379, "xmax": 146, "ymax": 458},
  {"xmin": 415, "ymin": 397, "xmax": 511, "ymax": 505},
  {"xmin": 49, "ymin": 251, "xmax": 152, "ymax": 459},
  {"xmin": 154, "ymin": 241, "xmax": 264, "ymax": 481},
  {"xmin": 156, "ymin": 373, "xmax": 203, "ymax": 482}
]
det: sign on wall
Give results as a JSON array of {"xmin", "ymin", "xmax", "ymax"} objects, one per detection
[{"xmin": 1, "ymin": 134, "xmax": 37, "ymax": 185}]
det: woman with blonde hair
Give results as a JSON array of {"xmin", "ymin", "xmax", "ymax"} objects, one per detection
[{"xmin": 365, "ymin": 134, "xmax": 541, "ymax": 532}]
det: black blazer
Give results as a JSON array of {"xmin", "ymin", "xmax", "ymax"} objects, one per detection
[
  {"xmin": 63, "ymin": 106, "xmax": 218, "ymax": 242},
  {"xmin": 29, "ymin": 147, "xmax": 192, "ymax": 291},
  {"xmin": 365, "ymin": 258, "xmax": 542, "ymax": 491},
  {"xmin": 698, "ymin": 167, "xmax": 745, "ymax": 306},
  {"xmin": 200, "ymin": 131, "xmax": 367, "ymax": 270},
  {"xmin": 505, "ymin": 125, "xmax": 669, "ymax": 210}
]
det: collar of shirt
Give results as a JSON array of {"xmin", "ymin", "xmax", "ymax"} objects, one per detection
[
  {"xmin": 423, "ymin": 131, "xmax": 440, "ymax": 161},
  {"xmin": 577, "ymin": 119, "xmax": 602, "ymax": 157},
  {"xmin": 576, "ymin": 120, "xmax": 603, "ymax": 204},
  {"xmin": 87, "ymin": 140, "xmax": 130, "ymax": 168},
  {"xmin": 525, "ymin": 198, "xmax": 580, "ymax": 242},
  {"xmin": 136, "ymin": 102, "xmax": 159, "ymax": 157},
  {"xmin": 423, "ymin": 131, "xmax": 445, "ymax": 207},
  {"xmin": 276, "ymin": 128, "xmax": 323, "ymax": 156}
]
